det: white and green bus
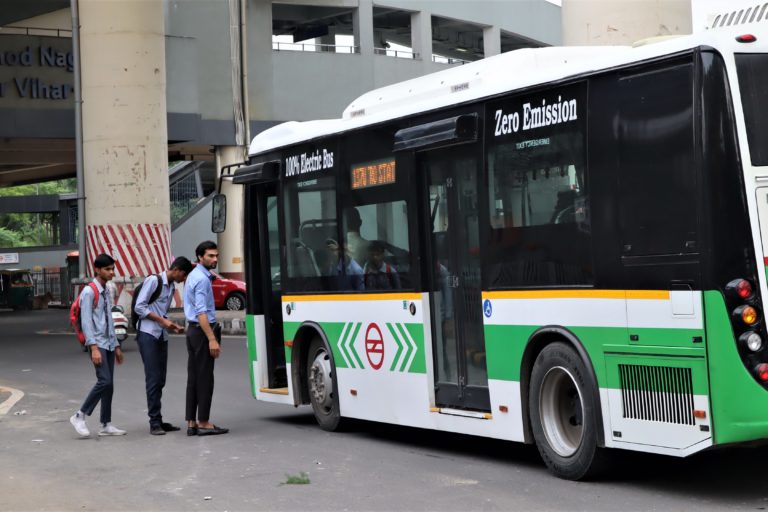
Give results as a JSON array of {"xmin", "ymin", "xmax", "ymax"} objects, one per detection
[{"xmin": 217, "ymin": 24, "xmax": 768, "ymax": 479}]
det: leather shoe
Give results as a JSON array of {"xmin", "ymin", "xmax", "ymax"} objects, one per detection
[
  {"xmin": 150, "ymin": 426, "xmax": 166, "ymax": 436},
  {"xmin": 187, "ymin": 427, "xmax": 198, "ymax": 436},
  {"xmin": 161, "ymin": 422, "xmax": 181, "ymax": 432},
  {"xmin": 197, "ymin": 425, "xmax": 229, "ymax": 436}
]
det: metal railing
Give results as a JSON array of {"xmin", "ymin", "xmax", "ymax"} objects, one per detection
[
  {"xmin": 374, "ymin": 47, "xmax": 419, "ymax": 59},
  {"xmin": 272, "ymin": 41, "xmax": 360, "ymax": 54},
  {"xmin": 0, "ymin": 26, "xmax": 72, "ymax": 38},
  {"xmin": 169, "ymin": 171, "xmax": 203, "ymax": 225},
  {"xmin": 432, "ymin": 54, "xmax": 471, "ymax": 65},
  {"xmin": 31, "ymin": 268, "xmax": 71, "ymax": 304}
]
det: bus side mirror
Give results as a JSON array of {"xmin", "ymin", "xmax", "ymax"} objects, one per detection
[{"xmin": 211, "ymin": 194, "xmax": 227, "ymax": 233}]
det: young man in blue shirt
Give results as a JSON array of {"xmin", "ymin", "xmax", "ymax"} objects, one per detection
[
  {"xmin": 70, "ymin": 253, "xmax": 126, "ymax": 438},
  {"xmin": 134, "ymin": 256, "xmax": 194, "ymax": 435},
  {"xmin": 184, "ymin": 241, "xmax": 228, "ymax": 436}
]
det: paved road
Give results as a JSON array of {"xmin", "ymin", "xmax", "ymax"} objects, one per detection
[{"xmin": 2, "ymin": 309, "xmax": 768, "ymax": 511}]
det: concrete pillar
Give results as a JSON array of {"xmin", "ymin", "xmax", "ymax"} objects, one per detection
[
  {"xmin": 216, "ymin": 145, "xmax": 245, "ymax": 280},
  {"xmin": 80, "ymin": 0, "xmax": 170, "ymax": 280},
  {"xmin": 411, "ymin": 11, "xmax": 433, "ymax": 70},
  {"xmin": 483, "ymin": 25, "xmax": 501, "ymax": 57},
  {"xmin": 354, "ymin": 0, "xmax": 375, "ymax": 58},
  {"xmin": 562, "ymin": 0, "xmax": 692, "ymax": 46}
]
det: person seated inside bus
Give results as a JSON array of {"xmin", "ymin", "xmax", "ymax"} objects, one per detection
[
  {"xmin": 363, "ymin": 240, "xmax": 401, "ymax": 291},
  {"xmin": 324, "ymin": 238, "xmax": 364, "ymax": 291},
  {"xmin": 344, "ymin": 207, "xmax": 369, "ymax": 266}
]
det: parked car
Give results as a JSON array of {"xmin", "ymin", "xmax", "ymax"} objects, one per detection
[{"xmin": 210, "ymin": 270, "xmax": 246, "ymax": 311}]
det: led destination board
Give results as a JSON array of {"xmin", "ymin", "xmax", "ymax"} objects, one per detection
[{"xmin": 351, "ymin": 159, "xmax": 396, "ymax": 189}]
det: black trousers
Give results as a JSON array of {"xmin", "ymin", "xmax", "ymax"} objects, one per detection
[
  {"xmin": 185, "ymin": 324, "xmax": 219, "ymax": 422},
  {"xmin": 136, "ymin": 331, "xmax": 168, "ymax": 428}
]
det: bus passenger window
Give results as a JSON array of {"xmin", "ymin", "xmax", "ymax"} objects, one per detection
[
  {"xmin": 342, "ymin": 200, "xmax": 412, "ymax": 291},
  {"xmin": 282, "ymin": 175, "xmax": 340, "ymax": 292},
  {"xmin": 485, "ymin": 83, "xmax": 592, "ymax": 288}
]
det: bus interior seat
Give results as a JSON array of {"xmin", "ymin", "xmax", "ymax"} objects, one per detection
[{"xmin": 292, "ymin": 239, "xmax": 320, "ymax": 277}]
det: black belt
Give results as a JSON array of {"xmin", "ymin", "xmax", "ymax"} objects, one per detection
[{"xmin": 188, "ymin": 321, "xmax": 217, "ymax": 326}]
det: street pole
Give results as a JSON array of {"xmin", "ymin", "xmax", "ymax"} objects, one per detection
[{"xmin": 71, "ymin": 0, "xmax": 86, "ymax": 278}]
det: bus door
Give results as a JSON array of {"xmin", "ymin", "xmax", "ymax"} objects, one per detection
[
  {"xmin": 249, "ymin": 180, "xmax": 287, "ymax": 389},
  {"xmin": 419, "ymin": 144, "xmax": 491, "ymax": 411}
]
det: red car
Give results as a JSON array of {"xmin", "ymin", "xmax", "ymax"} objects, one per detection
[{"xmin": 210, "ymin": 271, "xmax": 247, "ymax": 311}]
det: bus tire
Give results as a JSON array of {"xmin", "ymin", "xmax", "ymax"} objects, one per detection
[
  {"xmin": 306, "ymin": 337, "xmax": 344, "ymax": 431},
  {"xmin": 529, "ymin": 342, "xmax": 607, "ymax": 480}
]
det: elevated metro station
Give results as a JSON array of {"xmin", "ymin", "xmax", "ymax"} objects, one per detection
[{"xmin": 0, "ymin": 0, "xmax": 560, "ymax": 304}]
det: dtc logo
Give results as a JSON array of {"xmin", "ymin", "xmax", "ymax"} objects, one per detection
[
  {"xmin": 365, "ymin": 323, "xmax": 385, "ymax": 370},
  {"xmin": 483, "ymin": 299, "xmax": 492, "ymax": 318}
]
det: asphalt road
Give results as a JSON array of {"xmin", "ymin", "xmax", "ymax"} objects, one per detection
[{"xmin": 2, "ymin": 308, "xmax": 768, "ymax": 511}]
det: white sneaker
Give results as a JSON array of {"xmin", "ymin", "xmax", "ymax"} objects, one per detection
[
  {"xmin": 70, "ymin": 412, "xmax": 90, "ymax": 437},
  {"xmin": 98, "ymin": 423, "xmax": 127, "ymax": 436}
]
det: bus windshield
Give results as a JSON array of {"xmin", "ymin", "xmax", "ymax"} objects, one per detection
[{"xmin": 736, "ymin": 53, "xmax": 768, "ymax": 166}]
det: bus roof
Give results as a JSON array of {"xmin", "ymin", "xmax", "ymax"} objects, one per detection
[{"xmin": 249, "ymin": 24, "xmax": 764, "ymax": 157}]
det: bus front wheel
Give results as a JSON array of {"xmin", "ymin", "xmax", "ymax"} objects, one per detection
[
  {"xmin": 529, "ymin": 342, "xmax": 606, "ymax": 480},
  {"xmin": 306, "ymin": 337, "xmax": 344, "ymax": 431}
]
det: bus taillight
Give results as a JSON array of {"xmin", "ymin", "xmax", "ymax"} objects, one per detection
[
  {"xmin": 734, "ymin": 305, "xmax": 760, "ymax": 326},
  {"xmin": 736, "ymin": 34, "xmax": 757, "ymax": 43},
  {"xmin": 739, "ymin": 331, "xmax": 763, "ymax": 352},
  {"xmin": 756, "ymin": 363, "xmax": 768, "ymax": 382},
  {"xmin": 726, "ymin": 278, "xmax": 754, "ymax": 300}
]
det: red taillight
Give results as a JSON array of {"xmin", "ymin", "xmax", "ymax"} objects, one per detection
[
  {"xmin": 736, "ymin": 34, "xmax": 757, "ymax": 43},
  {"xmin": 756, "ymin": 363, "xmax": 768, "ymax": 382},
  {"xmin": 737, "ymin": 280, "xmax": 753, "ymax": 299},
  {"xmin": 726, "ymin": 278, "xmax": 754, "ymax": 300}
]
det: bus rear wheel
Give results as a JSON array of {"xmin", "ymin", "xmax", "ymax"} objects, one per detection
[
  {"xmin": 306, "ymin": 337, "xmax": 344, "ymax": 431},
  {"xmin": 529, "ymin": 342, "xmax": 606, "ymax": 480}
]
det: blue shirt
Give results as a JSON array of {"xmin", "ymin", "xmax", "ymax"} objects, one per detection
[
  {"xmin": 135, "ymin": 272, "xmax": 174, "ymax": 339},
  {"xmin": 80, "ymin": 279, "xmax": 118, "ymax": 351},
  {"xmin": 184, "ymin": 265, "xmax": 216, "ymax": 324}
]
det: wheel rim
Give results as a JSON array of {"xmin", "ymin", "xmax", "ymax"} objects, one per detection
[
  {"xmin": 226, "ymin": 295, "xmax": 242, "ymax": 310},
  {"xmin": 309, "ymin": 348, "xmax": 333, "ymax": 413},
  {"xmin": 539, "ymin": 366, "xmax": 585, "ymax": 457}
]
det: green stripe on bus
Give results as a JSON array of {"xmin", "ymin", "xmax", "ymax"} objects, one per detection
[
  {"xmin": 246, "ymin": 314, "xmax": 257, "ymax": 398},
  {"xmin": 705, "ymin": 291, "xmax": 768, "ymax": 444},
  {"xmin": 387, "ymin": 323, "xmax": 404, "ymax": 371},
  {"xmin": 484, "ymin": 324, "xmax": 706, "ymax": 390},
  {"xmin": 401, "ymin": 323, "xmax": 426, "ymax": 374}
]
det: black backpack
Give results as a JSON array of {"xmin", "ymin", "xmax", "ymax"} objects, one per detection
[{"xmin": 130, "ymin": 274, "xmax": 164, "ymax": 329}]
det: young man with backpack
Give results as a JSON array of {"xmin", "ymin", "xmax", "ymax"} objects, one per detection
[
  {"xmin": 133, "ymin": 256, "xmax": 193, "ymax": 435},
  {"xmin": 69, "ymin": 253, "xmax": 126, "ymax": 438}
]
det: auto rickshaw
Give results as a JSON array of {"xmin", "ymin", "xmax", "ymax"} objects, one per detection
[{"xmin": 0, "ymin": 269, "xmax": 35, "ymax": 310}]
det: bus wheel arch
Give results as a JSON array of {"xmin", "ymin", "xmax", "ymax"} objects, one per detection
[
  {"xmin": 290, "ymin": 322, "xmax": 345, "ymax": 430},
  {"xmin": 290, "ymin": 322, "xmax": 331, "ymax": 406},
  {"xmin": 520, "ymin": 326, "xmax": 604, "ymax": 449}
]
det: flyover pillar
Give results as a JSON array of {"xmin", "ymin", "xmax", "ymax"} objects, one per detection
[
  {"xmin": 216, "ymin": 146, "xmax": 245, "ymax": 281},
  {"xmin": 79, "ymin": 0, "xmax": 170, "ymax": 279},
  {"xmin": 562, "ymin": 0, "xmax": 692, "ymax": 45}
]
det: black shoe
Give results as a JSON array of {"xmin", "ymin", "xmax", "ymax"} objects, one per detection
[
  {"xmin": 186, "ymin": 427, "xmax": 198, "ymax": 436},
  {"xmin": 150, "ymin": 425, "xmax": 166, "ymax": 436},
  {"xmin": 197, "ymin": 425, "xmax": 229, "ymax": 436},
  {"xmin": 161, "ymin": 422, "xmax": 181, "ymax": 432}
]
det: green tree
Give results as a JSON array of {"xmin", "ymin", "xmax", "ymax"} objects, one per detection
[{"xmin": 0, "ymin": 179, "xmax": 75, "ymax": 248}]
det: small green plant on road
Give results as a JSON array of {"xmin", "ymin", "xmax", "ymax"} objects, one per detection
[{"xmin": 283, "ymin": 472, "xmax": 310, "ymax": 485}]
